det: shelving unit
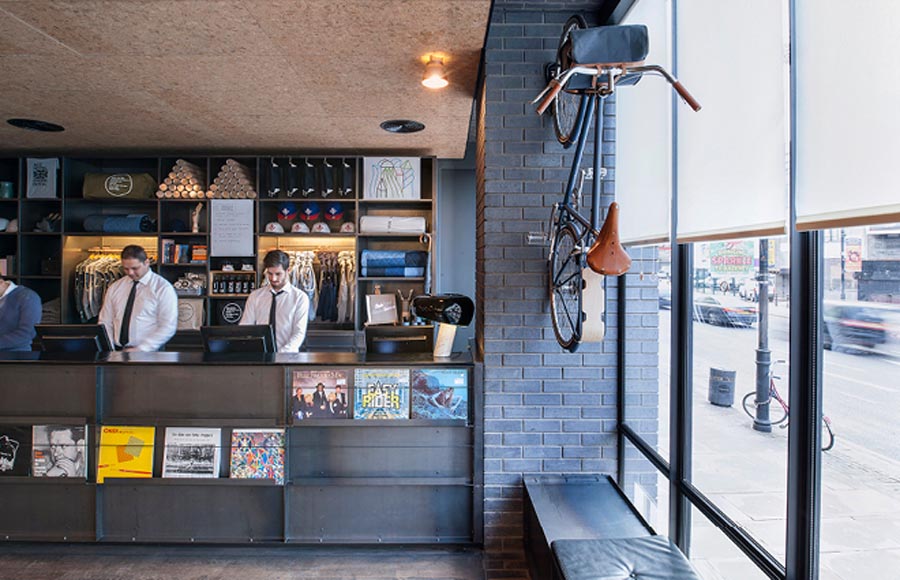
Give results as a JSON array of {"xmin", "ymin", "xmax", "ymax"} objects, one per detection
[{"xmin": 4, "ymin": 155, "xmax": 436, "ymax": 350}]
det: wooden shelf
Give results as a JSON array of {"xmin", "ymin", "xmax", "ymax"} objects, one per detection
[
  {"xmin": 358, "ymin": 277, "xmax": 425, "ymax": 281},
  {"xmin": 358, "ymin": 199, "xmax": 431, "ymax": 205},
  {"xmin": 160, "ymin": 262, "xmax": 207, "ymax": 267}
]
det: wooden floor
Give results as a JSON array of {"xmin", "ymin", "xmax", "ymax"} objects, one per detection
[{"xmin": 0, "ymin": 544, "xmax": 486, "ymax": 580}]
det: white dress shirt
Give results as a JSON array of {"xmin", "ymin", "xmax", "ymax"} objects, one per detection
[
  {"xmin": 240, "ymin": 283, "xmax": 309, "ymax": 353},
  {"xmin": 1, "ymin": 281, "xmax": 16, "ymax": 299},
  {"xmin": 98, "ymin": 269, "xmax": 178, "ymax": 351}
]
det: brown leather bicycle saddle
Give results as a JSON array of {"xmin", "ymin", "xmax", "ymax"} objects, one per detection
[{"xmin": 586, "ymin": 202, "xmax": 631, "ymax": 276}]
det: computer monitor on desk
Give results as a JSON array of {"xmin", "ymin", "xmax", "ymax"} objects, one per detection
[
  {"xmin": 201, "ymin": 325, "xmax": 276, "ymax": 354},
  {"xmin": 35, "ymin": 324, "xmax": 114, "ymax": 353}
]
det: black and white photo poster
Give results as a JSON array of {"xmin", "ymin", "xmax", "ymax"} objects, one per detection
[{"xmin": 162, "ymin": 427, "xmax": 221, "ymax": 478}]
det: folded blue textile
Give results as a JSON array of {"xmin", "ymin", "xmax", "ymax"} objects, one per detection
[
  {"xmin": 360, "ymin": 250, "xmax": 428, "ymax": 268},
  {"xmin": 361, "ymin": 267, "xmax": 425, "ymax": 278},
  {"xmin": 83, "ymin": 214, "xmax": 153, "ymax": 233}
]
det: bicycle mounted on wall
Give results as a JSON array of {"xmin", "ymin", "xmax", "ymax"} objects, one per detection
[{"xmin": 533, "ymin": 16, "xmax": 701, "ymax": 352}]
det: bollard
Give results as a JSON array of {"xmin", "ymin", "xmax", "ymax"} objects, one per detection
[{"xmin": 708, "ymin": 368, "xmax": 736, "ymax": 407}]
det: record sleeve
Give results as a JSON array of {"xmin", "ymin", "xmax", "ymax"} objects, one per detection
[
  {"xmin": 162, "ymin": 427, "xmax": 221, "ymax": 478},
  {"xmin": 97, "ymin": 425, "xmax": 155, "ymax": 483},
  {"xmin": 32, "ymin": 424, "xmax": 87, "ymax": 478},
  {"xmin": 290, "ymin": 369, "xmax": 350, "ymax": 422},
  {"xmin": 354, "ymin": 368, "xmax": 410, "ymax": 420},
  {"xmin": 229, "ymin": 428, "xmax": 284, "ymax": 484},
  {"xmin": 0, "ymin": 425, "xmax": 32, "ymax": 477},
  {"xmin": 411, "ymin": 369, "xmax": 469, "ymax": 420}
]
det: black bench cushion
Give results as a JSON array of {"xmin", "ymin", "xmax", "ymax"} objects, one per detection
[{"xmin": 553, "ymin": 536, "xmax": 701, "ymax": 580}]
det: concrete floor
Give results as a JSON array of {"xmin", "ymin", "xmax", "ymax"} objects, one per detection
[{"xmin": 0, "ymin": 544, "xmax": 486, "ymax": 580}]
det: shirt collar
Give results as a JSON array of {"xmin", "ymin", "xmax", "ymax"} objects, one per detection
[
  {"xmin": 1, "ymin": 281, "xmax": 16, "ymax": 299},
  {"xmin": 134, "ymin": 269, "xmax": 153, "ymax": 286}
]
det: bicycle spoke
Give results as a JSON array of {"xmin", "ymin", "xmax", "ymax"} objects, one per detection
[{"xmin": 553, "ymin": 265, "xmax": 580, "ymax": 288}]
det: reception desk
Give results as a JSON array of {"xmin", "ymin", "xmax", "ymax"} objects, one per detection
[{"xmin": 0, "ymin": 352, "xmax": 482, "ymax": 545}]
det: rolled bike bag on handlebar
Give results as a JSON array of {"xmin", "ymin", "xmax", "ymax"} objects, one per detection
[{"xmin": 565, "ymin": 24, "xmax": 650, "ymax": 90}]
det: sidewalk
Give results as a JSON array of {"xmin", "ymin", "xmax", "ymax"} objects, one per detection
[{"xmin": 670, "ymin": 385, "xmax": 900, "ymax": 579}]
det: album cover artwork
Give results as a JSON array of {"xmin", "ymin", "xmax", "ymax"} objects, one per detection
[
  {"xmin": 162, "ymin": 427, "xmax": 221, "ymax": 478},
  {"xmin": 97, "ymin": 425, "xmax": 155, "ymax": 483},
  {"xmin": 32, "ymin": 424, "xmax": 87, "ymax": 478},
  {"xmin": 0, "ymin": 425, "xmax": 32, "ymax": 477},
  {"xmin": 290, "ymin": 369, "xmax": 350, "ymax": 422},
  {"xmin": 229, "ymin": 428, "xmax": 284, "ymax": 484},
  {"xmin": 354, "ymin": 368, "xmax": 410, "ymax": 420},
  {"xmin": 411, "ymin": 369, "xmax": 469, "ymax": 421}
]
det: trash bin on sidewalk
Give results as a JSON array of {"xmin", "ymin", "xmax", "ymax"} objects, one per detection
[{"xmin": 708, "ymin": 368, "xmax": 736, "ymax": 407}]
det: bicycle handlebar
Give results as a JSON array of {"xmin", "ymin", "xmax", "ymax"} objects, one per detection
[{"xmin": 532, "ymin": 63, "xmax": 702, "ymax": 113}]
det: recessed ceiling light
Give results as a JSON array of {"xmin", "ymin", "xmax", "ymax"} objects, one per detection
[
  {"xmin": 380, "ymin": 119, "xmax": 425, "ymax": 133},
  {"xmin": 7, "ymin": 118, "xmax": 65, "ymax": 132}
]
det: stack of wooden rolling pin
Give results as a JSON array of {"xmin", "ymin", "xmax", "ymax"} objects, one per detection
[{"xmin": 155, "ymin": 159, "xmax": 258, "ymax": 199}]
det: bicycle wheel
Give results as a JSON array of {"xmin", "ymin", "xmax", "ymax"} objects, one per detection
[
  {"xmin": 552, "ymin": 15, "xmax": 588, "ymax": 148},
  {"xmin": 741, "ymin": 392, "xmax": 789, "ymax": 426},
  {"xmin": 549, "ymin": 223, "xmax": 584, "ymax": 352},
  {"xmin": 822, "ymin": 418, "xmax": 835, "ymax": 451}
]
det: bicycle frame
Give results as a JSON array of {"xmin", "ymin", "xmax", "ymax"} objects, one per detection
[{"xmin": 556, "ymin": 92, "xmax": 604, "ymax": 236}]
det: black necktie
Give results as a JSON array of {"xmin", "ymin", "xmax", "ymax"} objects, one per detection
[
  {"xmin": 119, "ymin": 280, "xmax": 139, "ymax": 347},
  {"xmin": 269, "ymin": 290, "xmax": 284, "ymax": 349}
]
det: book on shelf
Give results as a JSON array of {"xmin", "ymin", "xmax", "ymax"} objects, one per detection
[
  {"xmin": 162, "ymin": 427, "xmax": 221, "ymax": 478},
  {"xmin": 354, "ymin": 368, "xmax": 410, "ymax": 420},
  {"xmin": 0, "ymin": 425, "xmax": 32, "ymax": 477},
  {"xmin": 97, "ymin": 425, "xmax": 155, "ymax": 483},
  {"xmin": 161, "ymin": 238, "xmax": 175, "ymax": 264},
  {"xmin": 290, "ymin": 369, "xmax": 350, "ymax": 422},
  {"xmin": 191, "ymin": 244, "xmax": 208, "ymax": 263},
  {"xmin": 32, "ymin": 424, "xmax": 87, "ymax": 478},
  {"xmin": 411, "ymin": 369, "xmax": 469, "ymax": 420},
  {"xmin": 229, "ymin": 428, "xmax": 284, "ymax": 484}
]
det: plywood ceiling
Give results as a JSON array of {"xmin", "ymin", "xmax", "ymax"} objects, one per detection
[{"xmin": 0, "ymin": 0, "xmax": 491, "ymax": 158}]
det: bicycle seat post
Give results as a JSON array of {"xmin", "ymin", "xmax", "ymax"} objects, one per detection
[{"xmin": 591, "ymin": 95, "xmax": 605, "ymax": 232}]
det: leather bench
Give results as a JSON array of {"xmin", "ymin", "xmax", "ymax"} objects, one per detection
[{"xmin": 524, "ymin": 475, "xmax": 700, "ymax": 580}]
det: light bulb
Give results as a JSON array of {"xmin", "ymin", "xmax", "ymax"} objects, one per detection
[{"xmin": 422, "ymin": 56, "xmax": 448, "ymax": 89}]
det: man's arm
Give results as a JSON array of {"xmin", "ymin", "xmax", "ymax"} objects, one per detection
[
  {"xmin": 97, "ymin": 284, "xmax": 117, "ymax": 346},
  {"xmin": 280, "ymin": 293, "xmax": 310, "ymax": 353},
  {"xmin": 134, "ymin": 284, "xmax": 178, "ymax": 352},
  {"xmin": 239, "ymin": 291, "xmax": 260, "ymax": 325},
  {"xmin": 0, "ymin": 290, "xmax": 41, "ymax": 350}
]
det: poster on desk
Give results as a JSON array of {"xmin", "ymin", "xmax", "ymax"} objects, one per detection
[
  {"xmin": 32, "ymin": 424, "xmax": 87, "ymax": 478},
  {"xmin": 411, "ymin": 369, "xmax": 469, "ymax": 421},
  {"xmin": 0, "ymin": 425, "xmax": 32, "ymax": 477},
  {"xmin": 162, "ymin": 427, "xmax": 221, "ymax": 478},
  {"xmin": 290, "ymin": 370, "xmax": 350, "ymax": 422},
  {"xmin": 354, "ymin": 368, "xmax": 409, "ymax": 420},
  {"xmin": 97, "ymin": 425, "xmax": 155, "ymax": 483},
  {"xmin": 229, "ymin": 428, "xmax": 284, "ymax": 484}
]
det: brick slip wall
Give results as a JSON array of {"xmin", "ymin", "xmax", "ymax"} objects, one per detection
[{"xmin": 475, "ymin": 2, "xmax": 661, "ymax": 577}]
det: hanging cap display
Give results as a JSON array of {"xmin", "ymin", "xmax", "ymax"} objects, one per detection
[
  {"xmin": 312, "ymin": 221, "xmax": 331, "ymax": 234},
  {"xmin": 300, "ymin": 202, "xmax": 321, "ymax": 221},
  {"xmin": 291, "ymin": 221, "xmax": 310, "ymax": 233},
  {"xmin": 278, "ymin": 202, "xmax": 298, "ymax": 223},
  {"xmin": 324, "ymin": 202, "xmax": 344, "ymax": 221},
  {"xmin": 265, "ymin": 221, "xmax": 285, "ymax": 233}
]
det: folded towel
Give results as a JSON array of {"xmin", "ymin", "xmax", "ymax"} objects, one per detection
[
  {"xmin": 361, "ymin": 267, "xmax": 425, "ymax": 278},
  {"xmin": 359, "ymin": 216, "xmax": 426, "ymax": 234},
  {"xmin": 83, "ymin": 214, "xmax": 154, "ymax": 233},
  {"xmin": 360, "ymin": 250, "xmax": 428, "ymax": 268}
]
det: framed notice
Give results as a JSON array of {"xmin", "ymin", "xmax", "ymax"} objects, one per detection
[
  {"xmin": 363, "ymin": 157, "xmax": 421, "ymax": 199},
  {"xmin": 211, "ymin": 199, "xmax": 254, "ymax": 257}
]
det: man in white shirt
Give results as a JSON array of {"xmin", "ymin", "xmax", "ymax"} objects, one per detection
[
  {"xmin": 240, "ymin": 250, "xmax": 309, "ymax": 353},
  {"xmin": 98, "ymin": 245, "xmax": 177, "ymax": 352}
]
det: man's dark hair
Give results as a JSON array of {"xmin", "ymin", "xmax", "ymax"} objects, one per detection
[
  {"xmin": 121, "ymin": 245, "xmax": 148, "ymax": 262},
  {"xmin": 263, "ymin": 250, "xmax": 290, "ymax": 270}
]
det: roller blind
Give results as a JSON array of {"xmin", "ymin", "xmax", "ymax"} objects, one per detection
[
  {"xmin": 675, "ymin": 0, "xmax": 790, "ymax": 243},
  {"xmin": 618, "ymin": 0, "xmax": 671, "ymax": 246},
  {"xmin": 795, "ymin": 1, "xmax": 900, "ymax": 230}
]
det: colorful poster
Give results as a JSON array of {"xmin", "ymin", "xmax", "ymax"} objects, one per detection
[
  {"xmin": 229, "ymin": 429, "xmax": 284, "ymax": 484},
  {"xmin": 162, "ymin": 427, "xmax": 221, "ymax": 478},
  {"xmin": 97, "ymin": 425, "xmax": 155, "ymax": 483},
  {"xmin": 0, "ymin": 425, "xmax": 32, "ymax": 477},
  {"xmin": 290, "ymin": 369, "xmax": 350, "ymax": 422},
  {"xmin": 354, "ymin": 368, "xmax": 410, "ymax": 420},
  {"xmin": 411, "ymin": 369, "xmax": 469, "ymax": 421},
  {"xmin": 32, "ymin": 424, "xmax": 87, "ymax": 478},
  {"xmin": 363, "ymin": 157, "xmax": 421, "ymax": 200},
  {"xmin": 709, "ymin": 241, "xmax": 755, "ymax": 276}
]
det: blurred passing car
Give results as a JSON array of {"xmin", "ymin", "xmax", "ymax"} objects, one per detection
[
  {"xmin": 823, "ymin": 301, "xmax": 888, "ymax": 350},
  {"xmin": 693, "ymin": 296, "xmax": 757, "ymax": 327},
  {"xmin": 659, "ymin": 280, "xmax": 671, "ymax": 310}
]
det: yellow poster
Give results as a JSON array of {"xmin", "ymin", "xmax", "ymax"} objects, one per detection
[{"xmin": 97, "ymin": 426, "xmax": 155, "ymax": 483}]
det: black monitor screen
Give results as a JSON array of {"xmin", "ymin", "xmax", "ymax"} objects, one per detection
[
  {"xmin": 35, "ymin": 325, "xmax": 114, "ymax": 353},
  {"xmin": 201, "ymin": 325, "xmax": 276, "ymax": 354}
]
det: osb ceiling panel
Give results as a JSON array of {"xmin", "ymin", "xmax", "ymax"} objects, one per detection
[{"xmin": 0, "ymin": 0, "xmax": 491, "ymax": 158}]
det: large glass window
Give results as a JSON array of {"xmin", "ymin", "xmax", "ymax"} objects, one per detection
[
  {"xmin": 690, "ymin": 238, "xmax": 790, "ymax": 563},
  {"xmin": 622, "ymin": 439, "xmax": 669, "ymax": 537},
  {"xmin": 690, "ymin": 507, "xmax": 770, "ymax": 580},
  {"xmin": 820, "ymin": 224, "xmax": 900, "ymax": 578}
]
